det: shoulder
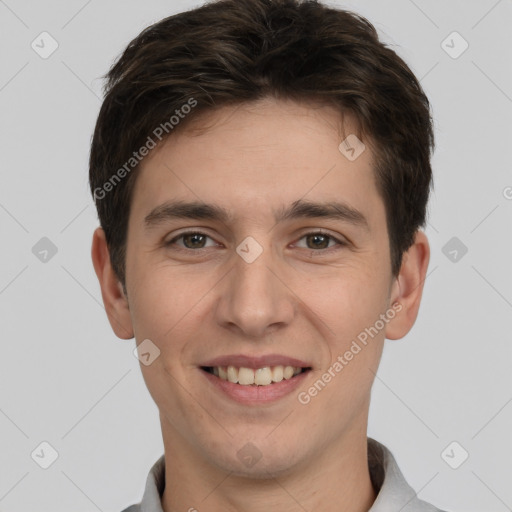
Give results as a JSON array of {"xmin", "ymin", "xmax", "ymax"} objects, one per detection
[
  {"xmin": 368, "ymin": 438, "xmax": 451, "ymax": 512},
  {"xmin": 120, "ymin": 505, "xmax": 141, "ymax": 512}
]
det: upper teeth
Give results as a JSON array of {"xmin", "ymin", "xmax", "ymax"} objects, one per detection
[{"xmin": 211, "ymin": 365, "xmax": 303, "ymax": 386}]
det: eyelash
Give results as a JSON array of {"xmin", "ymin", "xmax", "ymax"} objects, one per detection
[{"xmin": 165, "ymin": 230, "xmax": 347, "ymax": 253}]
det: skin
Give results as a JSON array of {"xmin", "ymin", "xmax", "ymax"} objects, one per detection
[{"xmin": 92, "ymin": 97, "xmax": 430, "ymax": 512}]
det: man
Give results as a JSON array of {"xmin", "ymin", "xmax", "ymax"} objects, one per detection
[{"xmin": 90, "ymin": 0, "xmax": 447, "ymax": 510}]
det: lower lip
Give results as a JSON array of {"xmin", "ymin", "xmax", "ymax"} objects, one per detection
[{"xmin": 200, "ymin": 368, "xmax": 310, "ymax": 405}]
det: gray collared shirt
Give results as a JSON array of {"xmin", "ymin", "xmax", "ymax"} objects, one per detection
[{"xmin": 121, "ymin": 437, "xmax": 449, "ymax": 512}]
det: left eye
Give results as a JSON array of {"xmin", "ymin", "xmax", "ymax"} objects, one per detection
[
  {"xmin": 294, "ymin": 232, "xmax": 345, "ymax": 250},
  {"xmin": 166, "ymin": 231, "xmax": 345, "ymax": 251}
]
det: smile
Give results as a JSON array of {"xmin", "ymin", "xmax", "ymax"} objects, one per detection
[{"xmin": 201, "ymin": 365, "xmax": 310, "ymax": 386}]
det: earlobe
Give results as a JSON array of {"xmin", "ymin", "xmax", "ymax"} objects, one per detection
[
  {"xmin": 91, "ymin": 227, "xmax": 134, "ymax": 340},
  {"xmin": 385, "ymin": 230, "xmax": 430, "ymax": 341}
]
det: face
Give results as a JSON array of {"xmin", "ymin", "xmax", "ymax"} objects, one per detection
[{"xmin": 99, "ymin": 98, "xmax": 424, "ymax": 478}]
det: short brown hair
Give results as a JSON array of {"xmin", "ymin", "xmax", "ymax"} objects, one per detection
[{"xmin": 89, "ymin": 0, "xmax": 434, "ymax": 286}]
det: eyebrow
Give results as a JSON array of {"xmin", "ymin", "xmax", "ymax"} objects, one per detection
[{"xmin": 144, "ymin": 199, "xmax": 370, "ymax": 231}]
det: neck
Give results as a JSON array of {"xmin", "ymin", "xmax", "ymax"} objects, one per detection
[{"xmin": 161, "ymin": 429, "xmax": 377, "ymax": 512}]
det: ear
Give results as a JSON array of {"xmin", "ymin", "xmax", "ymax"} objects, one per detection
[
  {"xmin": 91, "ymin": 227, "xmax": 134, "ymax": 340},
  {"xmin": 385, "ymin": 230, "xmax": 430, "ymax": 340}
]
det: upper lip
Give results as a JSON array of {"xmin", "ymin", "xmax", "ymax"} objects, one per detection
[{"xmin": 200, "ymin": 354, "xmax": 312, "ymax": 369}]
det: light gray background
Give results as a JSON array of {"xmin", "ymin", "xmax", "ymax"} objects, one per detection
[{"xmin": 1, "ymin": 0, "xmax": 511, "ymax": 511}]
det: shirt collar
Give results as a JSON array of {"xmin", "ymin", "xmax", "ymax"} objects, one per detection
[{"xmin": 130, "ymin": 437, "xmax": 444, "ymax": 512}]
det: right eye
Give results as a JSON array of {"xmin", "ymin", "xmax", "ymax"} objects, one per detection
[{"xmin": 165, "ymin": 231, "xmax": 219, "ymax": 250}]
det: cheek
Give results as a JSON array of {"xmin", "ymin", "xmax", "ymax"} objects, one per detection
[
  {"xmin": 127, "ymin": 264, "xmax": 194, "ymax": 342},
  {"xmin": 317, "ymin": 263, "xmax": 390, "ymax": 334},
  {"xmin": 300, "ymin": 277, "xmax": 387, "ymax": 416},
  {"xmin": 307, "ymin": 266, "xmax": 390, "ymax": 399}
]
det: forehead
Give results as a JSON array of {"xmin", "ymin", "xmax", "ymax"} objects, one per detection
[{"xmin": 130, "ymin": 98, "xmax": 384, "ymax": 228}]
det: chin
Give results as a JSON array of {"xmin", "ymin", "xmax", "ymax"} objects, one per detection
[{"xmin": 207, "ymin": 438, "xmax": 307, "ymax": 479}]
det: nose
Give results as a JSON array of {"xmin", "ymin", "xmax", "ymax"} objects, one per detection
[{"xmin": 215, "ymin": 241, "xmax": 295, "ymax": 339}]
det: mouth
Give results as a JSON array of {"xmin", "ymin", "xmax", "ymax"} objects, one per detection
[{"xmin": 200, "ymin": 365, "xmax": 312, "ymax": 386}]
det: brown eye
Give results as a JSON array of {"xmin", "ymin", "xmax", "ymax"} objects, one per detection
[
  {"xmin": 182, "ymin": 233, "xmax": 207, "ymax": 248},
  {"xmin": 166, "ymin": 231, "xmax": 215, "ymax": 249},
  {"xmin": 305, "ymin": 233, "xmax": 330, "ymax": 249},
  {"xmin": 295, "ymin": 231, "xmax": 345, "ymax": 251}
]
